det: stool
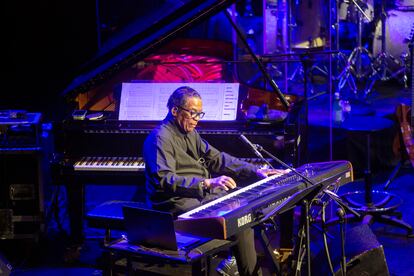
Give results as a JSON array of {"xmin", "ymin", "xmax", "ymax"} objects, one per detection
[
  {"xmin": 339, "ymin": 116, "xmax": 413, "ymax": 236},
  {"xmin": 86, "ymin": 200, "xmax": 148, "ymax": 245}
]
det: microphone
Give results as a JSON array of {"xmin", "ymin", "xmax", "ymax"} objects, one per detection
[
  {"xmin": 244, "ymin": 137, "xmax": 314, "ymax": 187},
  {"xmin": 240, "ymin": 134, "xmax": 313, "ymax": 188},
  {"xmin": 239, "ymin": 134, "xmax": 264, "ymax": 159}
]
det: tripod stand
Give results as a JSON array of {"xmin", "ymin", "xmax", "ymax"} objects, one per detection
[
  {"xmin": 337, "ymin": 0, "xmax": 375, "ymax": 97},
  {"xmin": 287, "ymin": 0, "xmax": 328, "ymax": 94},
  {"xmin": 333, "ymin": 0, "xmax": 356, "ymax": 94},
  {"xmin": 365, "ymin": 0, "xmax": 409, "ymax": 94}
]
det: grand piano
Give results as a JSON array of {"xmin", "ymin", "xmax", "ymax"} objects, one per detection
[{"xmin": 54, "ymin": 0, "xmax": 306, "ymax": 241}]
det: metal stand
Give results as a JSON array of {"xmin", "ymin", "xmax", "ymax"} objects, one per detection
[
  {"xmin": 337, "ymin": 0, "xmax": 374, "ymax": 97},
  {"xmin": 364, "ymin": 0, "xmax": 406, "ymax": 95},
  {"xmin": 383, "ymin": 161, "xmax": 403, "ymax": 190},
  {"xmin": 333, "ymin": 0, "xmax": 356, "ymax": 94},
  {"xmin": 256, "ymin": 221, "xmax": 281, "ymax": 274},
  {"xmin": 338, "ymin": 117, "xmax": 413, "ymax": 237},
  {"xmin": 225, "ymin": 9, "xmax": 289, "ymax": 109},
  {"xmin": 287, "ymin": 0, "xmax": 327, "ymax": 93},
  {"xmin": 337, "ymin": 207, "xmax": 347, "ymax": 276},
  {"xmin": 294, "ymin": 192, "xmax": 357, "ymax": 276},
  {"xmin": 287, "ymin": 0, "xmax": 303, "ymax": 83}
]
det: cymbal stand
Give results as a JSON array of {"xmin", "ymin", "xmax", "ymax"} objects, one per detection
[
  {"xmin": 333, "ymin": 0, "xmax": 356, "ymax": 94},
  {"xmin": 287, "ymin": 0, "xmax": 327, "ymax": 97},
  {"xmin": 365, "ymin": 0, "xmax": 407, "ymax": 95},
  {"xmin": 373, "ymin": 0, "xmax": 394, "ymax": 80},
  {"xmin": 337, "ymin": 0, "xmax": 373, "ymax": 96},
  {"xmin": 286, "ymin": 0, "xmax": 304, "ymax": 83}
]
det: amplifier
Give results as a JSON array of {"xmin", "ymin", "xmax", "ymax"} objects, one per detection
[
  {"xmin": 0, "ymin": 150, "xmax": 45, "ymax": 239},
  {"xmin": 0, "ymin": 112, "xmax": 42, "ymax": 148}
]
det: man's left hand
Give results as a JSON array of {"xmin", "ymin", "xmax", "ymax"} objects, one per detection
[{"xmin": 256, "ymin": 168, "xmax": 290, "ymax": 179}]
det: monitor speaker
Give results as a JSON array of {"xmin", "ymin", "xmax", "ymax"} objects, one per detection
[
  {"xmin": 312, "ymin": 224, "xmax": 389, "ymax": 276},
  {"xmin": 0, "ymin": 252, "xmax": 12, "ymax": 276},
  {"xmin": 0, "ymin": 151, "xmax": 44, "ymax": 239}
]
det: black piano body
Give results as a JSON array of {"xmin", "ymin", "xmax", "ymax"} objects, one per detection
[{"xmin": 53, "ymin": 0, "xmax": 305, "ymax": 241}]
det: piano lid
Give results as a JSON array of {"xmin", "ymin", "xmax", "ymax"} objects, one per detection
[{"xmin": 62, "ymin": 0, "xmax": 236, "ymax": 100}]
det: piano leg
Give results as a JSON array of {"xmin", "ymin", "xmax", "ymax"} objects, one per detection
[{"xmin": 66, "ymin": 176, "xmax": 85, "ymax": 243}]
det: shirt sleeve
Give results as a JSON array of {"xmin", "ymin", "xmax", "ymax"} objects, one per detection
[
  {"xmin": 144, "ymin": 132, "xmax": 205, "ymax": 199},
  {"xmin": 199, "ymin": 138, "xmax": 259, "ymax": 180}
]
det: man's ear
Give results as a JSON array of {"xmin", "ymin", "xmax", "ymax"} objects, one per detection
[{"xmin": 171, "ymin": 107, "xmax": 178, "ymax": 117}]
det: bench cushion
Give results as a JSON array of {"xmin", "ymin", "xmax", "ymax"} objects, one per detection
[{"xmin": 86, "ymin": 200, "xmax": 148, "ymax": 230}]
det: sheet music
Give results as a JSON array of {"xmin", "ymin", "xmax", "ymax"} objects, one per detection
[{"xmin": 118, "ymin": 83, "xmax": 239, "ymax": 121}]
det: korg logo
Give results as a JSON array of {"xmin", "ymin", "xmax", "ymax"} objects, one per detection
[{"xmin": 237, "ymin": 214, "xmax": 252, "ymax": 228}]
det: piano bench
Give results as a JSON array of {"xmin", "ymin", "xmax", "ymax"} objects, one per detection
[{"xmin": 86, "ymin": 200, "xmax": 149, "ymax": 245}]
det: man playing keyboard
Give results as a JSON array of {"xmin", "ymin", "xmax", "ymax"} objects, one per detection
[{"xmin": 143, "ymin": 86, "xmax": 286, "ymax": 276}]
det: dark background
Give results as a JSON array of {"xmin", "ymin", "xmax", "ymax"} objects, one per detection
[
  {"xmin": 0, "ymin": 0, "xmax": 262, "ymax": 120},
  {"xmin": 1, "ymin": 1, "xmax": 99, "ymax": 118}
]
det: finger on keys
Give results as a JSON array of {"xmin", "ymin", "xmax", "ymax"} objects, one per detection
[{"xmin": 226, "ymin": 177, "xmax": 236, "ymax": 189}]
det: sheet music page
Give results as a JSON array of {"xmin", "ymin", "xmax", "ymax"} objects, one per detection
[{"xmin": 118, "ymin": 83, "xmax": 239, "ymax": 121}]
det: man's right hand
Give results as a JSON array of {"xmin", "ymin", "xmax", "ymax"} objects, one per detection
[{"xmin": 204, "ymin": 175, "xmax": 236, "ymax": 191}]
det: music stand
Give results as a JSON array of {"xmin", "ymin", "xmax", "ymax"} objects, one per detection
[
  {"xmin": 254, "ymin": 142, "xmax": 363, "ymax": 274},
  {"xmin": 259, "ymin": 180, "xmax": 325, "ymax": 276},
  {"xmin": 260, "ymin": 182, "xmax": 323, "ymax": 223}
]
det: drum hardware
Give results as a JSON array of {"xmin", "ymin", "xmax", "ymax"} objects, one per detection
[
  {"xmin": 332, "ymin": 0, "xmax": 357, "ymax": 94},
  {"xmin": 288, "ymin": 59, "xmax": 305, "ymax": 82},
  {"xmin": 336, "ymin": 57, "xmax": 358, "ymax": 93},
  {"xmin": 365, "ymin": 52, "xmax": 410, "ymax": 96},
  {"xmin": 399, "ymin": 52, "xmax": 411, "ymax": 88},
  {"xmin": 286, "ymin": 0, "xmax": 301, "ymax": 83},
  {"xmin": 337, "ymin": 0, "xmax": 375, "ymax": 97},
  {"xmin": 369, "ymin": 2, "xmax": 413, "ymax": 90},
  {"xmin": 288, "ymin": 48, "xmax": 331, "ymax": 96},
  {"xmin": 287, "ymin": 0, "xmax": 329, "ymax": 93},
  {"xmin": 369, "ymin": 0, "xmax": 399, "ymax": 82},
  {"xmin": 339, "ymin": 0, "xmax": 374, "ymax": 23},
  {"xmin": 288, "ymin": 0, "xmax": 326, "ymax": 50}
]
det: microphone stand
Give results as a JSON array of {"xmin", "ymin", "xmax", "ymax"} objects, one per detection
[
  {"xmin": 324, "ymin": 190, "xmax": 361, "ymax": 276},
  {"xmin": 252, "ymin": 144, "xmax": 314, "ymax": 275},
  {"xmin": 255, "ymin": 143, "xmax": 361, "ymax": 217},
  {"xmin": 255, "ymin": 144, "xmax": 314, "ymax": 188},
  {"xmin": 252, "ymin": 142, "xmax": 361, "ymax": 275}
]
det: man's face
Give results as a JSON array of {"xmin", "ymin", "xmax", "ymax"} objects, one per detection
[{"xmin": 173, "ymin": 96, "xmax": 203, "ymax": 133}]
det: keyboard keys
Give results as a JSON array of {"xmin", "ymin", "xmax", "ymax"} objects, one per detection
[{"xmin": 73, "ymin": 156, "xmax": 145, "ymax": 171}]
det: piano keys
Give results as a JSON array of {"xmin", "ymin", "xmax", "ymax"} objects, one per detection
[
  {"xmin": 175, "ymin": 161, "xmax": 353, "ymax": 239},
  {"xmin": 73, "ymin": 156, "xmax": 271, "ymax": 172},
  {"xmin": 72, "ymin": 156, "xmax": 270, "ymax": 172},
  {"xmin": 73, "ymin": 156, "xmax": 145, "ymax": 172}
]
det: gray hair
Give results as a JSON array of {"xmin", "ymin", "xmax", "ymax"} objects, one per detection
[{"xmin": 167, "ymin": 86, "xmax": 201, "ymax": 110}]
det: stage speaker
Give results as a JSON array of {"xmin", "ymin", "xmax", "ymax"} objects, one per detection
[
  {"xmin": 0, "ymin": 252, "xmax": 12, "ymax": 276},
  {"xmin": 0, "ymin": 151, "xmax": 45, "ymax": 239},
  {"xmin": 311, "ymin": 224, "xmax": 389, "ymax": 276}
]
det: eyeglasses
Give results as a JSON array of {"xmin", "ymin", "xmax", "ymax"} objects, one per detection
[{"xmin": 177, "ymin": 106, "xmax": 205, "ymax": 119}]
